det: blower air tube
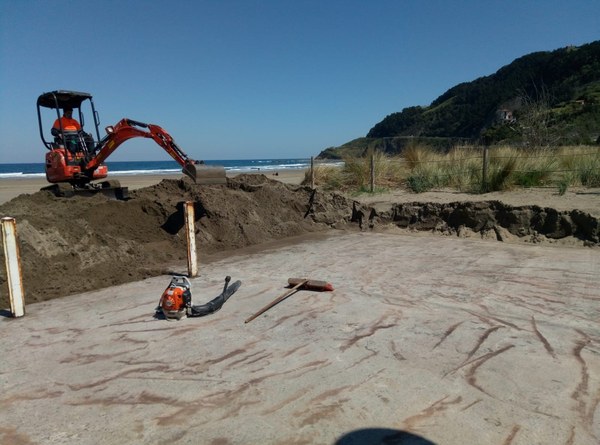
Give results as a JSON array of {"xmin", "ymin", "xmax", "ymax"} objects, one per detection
[{"xmin": 188, "ymin": 280, "xmax": 242, "ymax": 317}]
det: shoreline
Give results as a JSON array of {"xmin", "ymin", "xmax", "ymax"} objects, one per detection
[{"xmin": 0, "ymin": 169, "xmax": 308, "ymax": 204}]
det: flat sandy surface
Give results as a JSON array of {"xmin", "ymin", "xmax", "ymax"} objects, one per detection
[
  {"xmin": 1, "ymin": 232, "xmax": 598, "ymax": 444},
  {"xmin": 1, "ymin": 170, "xmax": 599, "ymax": 444},
  {"xmin": 355, "ymin": 186, "xmax": 600, "ymax": 218}
]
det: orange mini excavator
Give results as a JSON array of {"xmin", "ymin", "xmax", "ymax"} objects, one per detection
[{"xmin": 37, "ymin": 90, "xmax": 226, "ymax": 198}]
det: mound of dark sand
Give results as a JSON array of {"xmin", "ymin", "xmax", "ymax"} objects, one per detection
[
  {"xmin": 0, "ymin": 175, "xmax": 356, "ymax": 306},
  {"xmin": 1, "ymin": 174, "xmax": 598, "ymax": 308}
]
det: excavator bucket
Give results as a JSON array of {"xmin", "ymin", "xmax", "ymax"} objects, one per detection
[{"xmin": 183, "ymin": 162, "xmax": 227, "ymax": 185}]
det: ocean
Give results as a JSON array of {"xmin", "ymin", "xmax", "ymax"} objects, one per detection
[{"xmin": 0, "ymin": 158, "xmax": 340, "ymax": 179}]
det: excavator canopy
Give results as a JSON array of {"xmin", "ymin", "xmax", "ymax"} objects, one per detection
[{"xmin": 37, "ymin": 90, "xmax": 93, "ymax": 109}]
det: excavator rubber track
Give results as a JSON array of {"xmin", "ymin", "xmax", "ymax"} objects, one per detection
[
  {"xmin": 183, "ymin": 162, "xmax": 227, "ymax": 185},
  {"xmin": 42, "ymin": 180, "xmax": 129, "ymax": 200}
]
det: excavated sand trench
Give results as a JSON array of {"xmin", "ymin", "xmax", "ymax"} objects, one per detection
[{"xmin": 0, "ymin": 174, "xmax": 598, "ymax": 307}]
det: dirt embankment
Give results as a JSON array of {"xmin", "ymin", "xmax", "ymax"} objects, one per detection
[
  {"xmin": 0, "ymin": 175, "xmax": 352, "ymax": 306},
  {"xmin": 365, "ymin": 201, "xmax": 599, "ymax": 245},
  {"xmin": 0, "ymin": 174, "xmax": 598, "ymax": 307}
]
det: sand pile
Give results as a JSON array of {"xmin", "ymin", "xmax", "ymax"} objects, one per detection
[{"xmin": 0, "ymin": 175, "xmax": 356, "ymax": 307}]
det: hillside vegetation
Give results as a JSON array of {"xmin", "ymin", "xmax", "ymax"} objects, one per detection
[{"xmin": 319, "ymin": 41, "xmax": 600, "ymax": 159}]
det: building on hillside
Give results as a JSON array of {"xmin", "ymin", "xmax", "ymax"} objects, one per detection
[{"xmin": 496, "ymin": 109, "xmax": 516, "ymax": 124}]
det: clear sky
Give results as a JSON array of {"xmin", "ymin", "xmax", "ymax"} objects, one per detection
[{"xmin": 1, "ymin": 0, "xmax": 599, "ymax": 163}]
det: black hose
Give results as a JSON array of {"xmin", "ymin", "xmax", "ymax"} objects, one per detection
[{"xmin": 188, "ymin": 277, "xmax": 241, "ymax": 317}]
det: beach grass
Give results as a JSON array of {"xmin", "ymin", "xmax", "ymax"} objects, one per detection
[{"xmin": 309, "ymin": 144, "xmax": 600, "ymax": 194}]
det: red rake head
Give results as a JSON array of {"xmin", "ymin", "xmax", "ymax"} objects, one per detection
[{"xmin": 288, "ymin": 278, "xmax": 334, "ymax": 292}]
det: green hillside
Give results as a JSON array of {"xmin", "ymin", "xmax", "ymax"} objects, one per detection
[{"xmin": 318, "ymin": 41, "xmax": 600, "ymax": 159}]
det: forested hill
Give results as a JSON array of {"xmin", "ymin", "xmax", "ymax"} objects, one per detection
[{"xmin": 319, "ymin": 41, "xmax": 600, "ymax": 159}]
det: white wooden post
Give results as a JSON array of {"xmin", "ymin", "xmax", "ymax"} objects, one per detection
[
  {"xmin": 310, "ymin": 156, "xmax": 315, "ymax": 189},
  {"xmin": 2, "ymin": 217, "xmax": 25, "ymax": 317},
  {"xmin": 184, "ymin": 202, "xmax": 198, "ymax": 278}
]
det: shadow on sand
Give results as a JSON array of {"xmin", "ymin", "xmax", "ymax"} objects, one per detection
[{"xmin": 334, "ymin": 428, "xmax": 437, "ymax": 445}]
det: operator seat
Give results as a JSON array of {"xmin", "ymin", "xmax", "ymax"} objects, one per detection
[{"xmin": 51, "ymin": 127, "xmax": 95, "ymax": 154}]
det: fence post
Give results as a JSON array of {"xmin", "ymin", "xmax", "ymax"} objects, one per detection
[
  {"xmin": 1, "ymin": 217, "xmax": 25, "ymax": 317},
  {"xmin": 184, "ymin": 202, "xmax": 198, "ymax": 278},
  {"xmin": 370, "ymin": 154, "xmax": 375, "ymax": 193},
  {"xmin": 310, "ymin": 156, "xmax": 315, "ymax": 189},
  {"xmin": 482, "ymin": 145, "xmax": 489, "ymax": 192}
]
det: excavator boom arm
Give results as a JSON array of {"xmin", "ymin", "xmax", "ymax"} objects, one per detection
[
  {"xmin": 87, "ymin": 119, "xmax": 192, "ymax": 169},
  {"xmin": 84, "ymin": 119, "xmax": 224, "ymax": 184}
]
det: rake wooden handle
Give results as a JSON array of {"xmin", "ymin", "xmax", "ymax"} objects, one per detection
[{"xmin": 245, "ymin": 279, "xmax": 308, "ymax": 323}]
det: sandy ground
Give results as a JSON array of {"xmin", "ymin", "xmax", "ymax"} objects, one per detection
[
  {"xmin": 2, "ymin": 170, "xmax": 598, "ymax": 217},
  {"xmin": 0, "ymin": 170, "xmax": 306, "ymax": 205},
  {"xmin": 356, "ymin": 187, "xmax": 600, "ymax": 218},
  {"xmin": 1, "ymin": 232, "xmax": 598, "ymax": 445},
  {"xmin": 1, "ymin": 170, "xmax": 599, "ymax": 444}
]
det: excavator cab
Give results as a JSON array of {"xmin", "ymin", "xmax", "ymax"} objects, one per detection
[
  {"xmin": 37, "ymin": 90, "xmax": 115, "ymax": 197},
  {"xmin": 37, "ymin": 90, "xmax": 227, "ymax": 198},
  {"xmin": 38, "ymin": 91, "xmax": 100, "ymax": 150}
]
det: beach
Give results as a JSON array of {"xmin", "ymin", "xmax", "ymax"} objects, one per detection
[
  {"xmin": 1, "ymin": 232, "xmax": 598, "ymax": 444},
  {"xmin": 0, "ymin": 168, "xmax": 599, "ymax": 444},
  {"xmin": 2, "ymin": 168, "xmax": 600, "ymax": 218},
  {"xmin": 0, "ymin": 169, "xmax": 308, "ymax": 205}
]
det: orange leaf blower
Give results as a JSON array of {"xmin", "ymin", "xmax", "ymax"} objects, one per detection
[{"xmin": 157, "ymin": 275, "xmax": 241, "ymax": 321}]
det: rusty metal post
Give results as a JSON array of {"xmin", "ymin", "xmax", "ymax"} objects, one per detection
[
  {"xmin": 310, "ymin": 156, "xmax": 315, "ymax": 189},
  {"xmin": 1, "ymin": 217, "xmax": 25, "ymax": 317},
  {"xmin": 370, "ymin": 154, "xmax": 375, "ymax": 193},
  {"xmin": 184, "ymin": 202, "xmax": 198, "ymax": 278},
  {"xmin": 482, "ymin": 145, "xmax": 489, "ymax": 192}
]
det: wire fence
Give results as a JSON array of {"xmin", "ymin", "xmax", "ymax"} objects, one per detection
[{"xmin": 308, "ymin": 147, "xmax": 600, "ymax": 193}]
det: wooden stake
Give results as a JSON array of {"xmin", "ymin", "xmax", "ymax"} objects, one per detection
[
  {"xmin": 184, "ymin": 201, "xmax": 198, "ymax": 278},
  {"xmin": 245, "ymin": 279, "xmax": 308, "ymax": 323},
  {"xmin": 482, "ymin": 145, "xmax": 489, "ymax": 192},
  {"xmin": 370, "ymin": 154, "xmax": 375, "ymax": 193},
  {"xmin": 2, "ymin": 217, "xmax": 25, "ymax": 317}
]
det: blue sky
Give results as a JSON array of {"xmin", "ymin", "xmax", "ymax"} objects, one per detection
[{"xmin": 1, "ymin": 0, "xmax": 599, "ymax": 163}]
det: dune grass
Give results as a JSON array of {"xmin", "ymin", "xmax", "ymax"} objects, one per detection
[
  {"xmin": 557, "ymin": 146, "xmax": 600, "ymax": 187},
  {"xmin": 308, "ymin": 144, "xmax": 600, "ymax": 194}
]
